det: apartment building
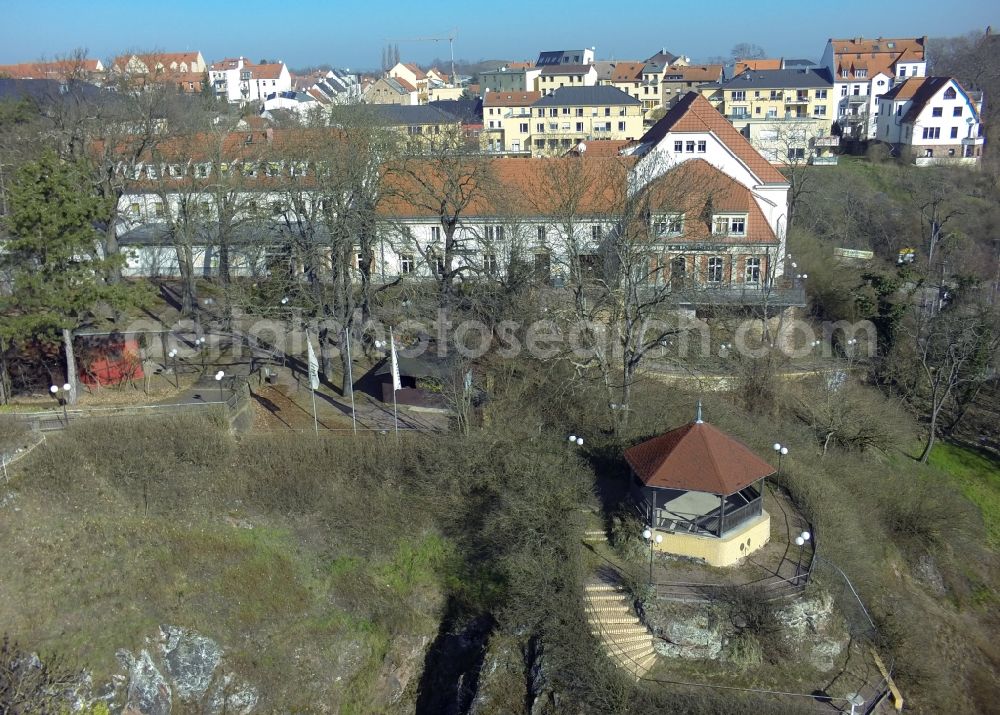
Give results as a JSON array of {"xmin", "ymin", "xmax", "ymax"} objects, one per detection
[
  {"xmin": 529, "ymin": 86, "xmax": 643, "ymax": 156},
  {"xmin": 482, "ymin": 90, "xmax": 540, "ymax": 154},
  {"xmin": 820, "ymin": 36, "xmax": 927, "ymax": 140},
  {"xmin": 479, "ymin": 63, "xmax": 541, "ymax": 95},
  {"xmin": 719, "ymin": 68, "xmax": 838, "ymax": 164},
  {"xmin": 538, "ymin": 64, "xmax": 598, "ymax": 96},
  {"xmin": 875, "ymin": 76, "xmax": 984, "ymax": 165},
  {"xmin": 208, "ymin": 57, "xmax": 292, "ymax": 104},
  {"xmin": 659, "ymin": 65, "xmax": 724, "ymax": 109}
]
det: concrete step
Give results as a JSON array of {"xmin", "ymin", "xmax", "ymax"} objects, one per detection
[
  {"xmin": 584, "ymin": 603, "xmax": 633, "ymax": 613},
  {"xmin": 602, "ymin": 630, "xmax": 653, "ymax": 645},
  {"xmin": 596, "ymin": 631, "xmax": 652, "ymax": 645},
  {"xmin": 584, "ymin": 583, "xmax": 624, "ymax": 593},
  {"xmin": 592, "ymin": 615, "xmax": 641, "ymax": 624},
  {"xmin": 584, "ymin": 592, "xmax": 630, "ymax": 602},
  {"xmin": 607, "ymin": 640, "xmax": 655, "ymax": 657},
  {"xmin": 591, "ymin": 625, "xmax": 650, "ymax": 637}
]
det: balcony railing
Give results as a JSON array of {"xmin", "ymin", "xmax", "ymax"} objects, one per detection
[
  {"xmin": 962, "ymin": 136, "xmax": 984, "ymax": 145},
  {"xmin": 810, "ymin": 155, "xmax": 839, "ymax": 165}
]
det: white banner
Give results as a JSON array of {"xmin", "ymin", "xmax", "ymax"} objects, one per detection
[
  {"xmin": 307, "ymin": 336, "xmax": 320, "ymax": 391},
  {"xmin": 390, "ymin": 330, "xmax": 402, "ymax": 392}
]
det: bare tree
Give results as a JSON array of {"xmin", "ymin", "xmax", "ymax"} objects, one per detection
[
  {"xmin": 895, "ymin": 303, "xmax": 999, "ymax": 463},
  {"xmin": 385, "ymin": 138, "xmax": 494, "ymax": 316}
]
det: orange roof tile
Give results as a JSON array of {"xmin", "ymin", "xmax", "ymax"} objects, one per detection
[
  {"xmin": 734, "ymin": 59, "xmax": 781, "ymax": 74},
  {"xmin": 643, "ymin": 159, "xmax": 775, "ymax": 244},
  {"xmin": 249, "ymin": 62, "xmax": 285, "ymax": 80},
  {"xmin": 0, "ymin": 59, "xmax": 102, "ymax": 78},
  {"xmin": 640, "ymin": 93, "xmax": 788, "ymax": 185},
  {"xmin": 625, "ymin": 420, "xmax": 775, "ymax": 494},
  {"xmin": 611, "ymin": 62, "xmax": 645, "ymax": 82},
  {"xmin": 483, "ymin": 90, "xmax": 541, "ymax": 107}
]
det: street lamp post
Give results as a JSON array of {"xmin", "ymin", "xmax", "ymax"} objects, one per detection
[
  {"xmin": 167, "ymin": 348, "xmax": 179, "ymax": 389},
  {"xmin": 49, "ymin": 382, "xmax": 72, "ymax": 425},
  {"xmin": 793, "ymin": 530, "xmax": 811, "ymax": 584},
  {"xmin": 772, "ymin": 442, "xmax": 788, "ymax": 478},
  {"xmin": 215, "ymin": 370, "xmax": 225, "ymax": 404},
  {"xmin": 642, "ymin": 528, "xmax": 663, "ymax": 585},
  {"xmin": 195, "ymin": 336, "xmax": 207, "ymax": 372}
]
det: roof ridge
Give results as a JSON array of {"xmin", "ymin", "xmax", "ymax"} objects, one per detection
[{"xmin": 695, "ymin": 422, "xmax": 726, "ymax": 494}]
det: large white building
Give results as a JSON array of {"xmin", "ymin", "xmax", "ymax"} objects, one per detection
[
  {"xmin": 820, "ymin": 36, "xmax": 927, "ymax": 140},
  {"xmin": 110, "ymin": 93, "xmax": 793, "ymax": 307},
  {"xmin": 875, "ymin": 76, "xmax": 984, "ymax": 165}
]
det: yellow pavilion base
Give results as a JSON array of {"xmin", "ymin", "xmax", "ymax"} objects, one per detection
[{"xmin": 652, "ymin": 511, "xmax": 770, "ymax": 567}]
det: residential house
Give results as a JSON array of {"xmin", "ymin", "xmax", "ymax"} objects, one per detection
[
  {"xmin": 364, "ymin": 76, "xmax": 420, "ymax": 105},
  {"xmin": 875, "ymin": 76, "xmax": 984, "ymax": 165},
  {"xmin": 628, "ymin": 91, "xmax": 793, "ymax": 291},
  {"xmin": 719, "ymin": 68, "xmax": 838, "ymax": 165},
  {"xmin": 0, "ymin": 58, "xmax": 104, "ymax": 83},
  {"xmin": 820, "ymin": 36, "xmax": 928, "ymax": 140},
  {"xmin": 659, "ymin": 64, "xmax": 724, "ymax": 109},
  {"xmin": 538, "ymin": 64, "xmax": 598, "ymax": 96},
  {"xmin": 529, "ymin": 86, "xmax": 643, "ymax": 156},
  {"xmin": 604, "ymin": 62, "xmax": 652, "ymax": 110},
  {"xmin": 536, "ymin": 49, "xmax": 595, "ymax": 66},
  {"xmin": 208, "ymin": 57, "xmax": 292, "ymax": 104},
  {"xmin": 482, "ymin": 90, "xmax": 540, "ymax": 154},
  {"xmin": 368, "ymin": 104, "xmax": 463, "ymax": 145},
  {"xmin": 645, "ymin": 49, "xmax": 689, "ymax": 67},
  {"xmin": 112, "ymin": 52, "xmax": 207, "ymax": 93},
  {"xmin": 479, "ymin": 62, "xmax": 540, "ymax": 95}
]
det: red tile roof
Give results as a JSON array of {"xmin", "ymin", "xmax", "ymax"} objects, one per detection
[
  {"xmin": 483, "ymin": 90, "xmax": 541, "ymax": 107},
  {"xmin": 662, "ymin": 64, "xmax": 723, "ymax": 82},
  {"xmin": 639, "ymin": 92, "xmax": 788, "ymax": 185},
  {"xmin": 611, "ymin": 62, "xmax": 645, "ymax": 82},
  {"xmin": 624, "ymin": 421, "xmax": 775, "ymax": 494},
  {"xmin": 829, "ymin": 36, "xmax": 926, "ymax": 79},
  {"xmin": 250, "ymin": 62, "xmax": 285, "ymax": 80},
  {"xmin": 643, "ymin": 159, "xmax": 776, "ymax": 244},
  {"xmin": 734, "ymin": 59, "xmax": 782, "ymax": 75},
  {"xmin": 0, "ymin": 59, "xmax": 102, "ymax": 79}
]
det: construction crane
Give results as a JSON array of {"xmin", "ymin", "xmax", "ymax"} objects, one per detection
[{"xmin": 393, "ymin": 29, "xmax": 458, "ymax": 87}]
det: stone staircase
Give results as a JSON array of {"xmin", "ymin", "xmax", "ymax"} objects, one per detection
[{"xmin": 584, "ymin": 582, "xmax": 658, "ymax": 679}]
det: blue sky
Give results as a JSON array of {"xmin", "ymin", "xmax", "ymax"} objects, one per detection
[{"xmin": 1, "ymin": 0, "xmax": 994, "ymax": 70}]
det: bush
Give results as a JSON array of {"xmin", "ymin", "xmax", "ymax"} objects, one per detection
[{"xmin": 716, "ymin": 585, "xmax": 788, "ymax": 665}]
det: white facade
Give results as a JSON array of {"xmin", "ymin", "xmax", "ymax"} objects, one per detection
[
  {"xmin": 875, "ymin": 78, "xmax": 984, "ymax": 163},
  {"xmin": 631, "ymin": 135, "xmax": 789, "ymax": 277},
  {"xmin": 209, "ymin": 57, "xmax": 292, "ymax": 104},
  {"xmin": 820, "ymin": 38, "xmax": 927, "ymax": 140}
]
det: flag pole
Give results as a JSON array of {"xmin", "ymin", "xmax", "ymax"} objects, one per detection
[
  {"xmin": 345, "ymin": 326, "xmax": 357, "ymax": 435},
  {"xmin": 390, "ymin": 327, "xmax": 399, "ymax": 437}
]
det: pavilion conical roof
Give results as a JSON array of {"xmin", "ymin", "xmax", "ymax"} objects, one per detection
[{"xmin": 624, "ymin": 420, "xmax": 775, "ymax": 496}]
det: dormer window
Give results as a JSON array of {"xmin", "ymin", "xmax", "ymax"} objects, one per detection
[
  {"xmin": 856, "ymin": 69, "xmax": 867, "ymax": 79},
  {"xmin": 713, "ymin": 215, "xmax": 746, "ymax": 236},
  {"xmin": 652, "ymin": 213, "xmax": 684, "ymax": 236},
  {"xmin": 841, "ymin": 69, "xmax": 849, "ymax": 78}
]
